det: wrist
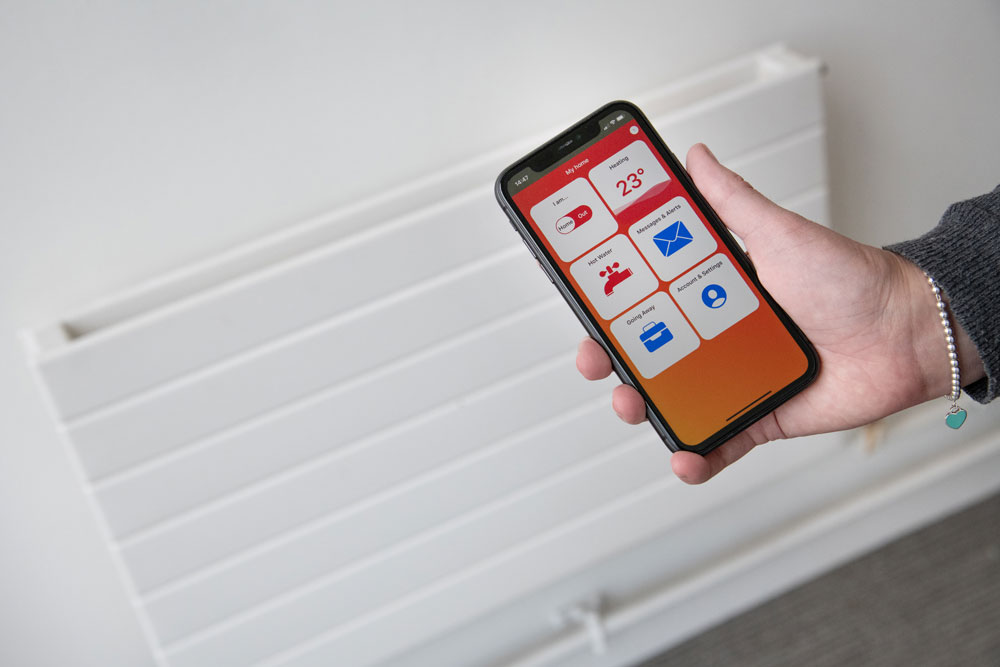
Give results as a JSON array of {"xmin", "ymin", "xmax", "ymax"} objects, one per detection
[{"xmin": 894, "ymin": 253, "xmax": 985, "ymax": 404}]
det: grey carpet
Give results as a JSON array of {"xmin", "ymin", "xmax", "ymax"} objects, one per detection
[{"xmin": 640, "ymin": 491, "xmax": 1000, "ymax": 667}]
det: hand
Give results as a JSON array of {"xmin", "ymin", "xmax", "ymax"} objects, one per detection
[{"xmin": 577, "ymin": 144, "xmax": 984, "ymax": 484}]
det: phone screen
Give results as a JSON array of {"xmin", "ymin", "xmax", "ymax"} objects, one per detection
[{"xmin": 500, "ymin": 104, "xmax": 814, "ymax": 449}]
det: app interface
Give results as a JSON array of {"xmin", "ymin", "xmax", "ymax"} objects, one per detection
[{"xmin": 508, "ymin": 113, "xmax": 809, "ymax": 446}]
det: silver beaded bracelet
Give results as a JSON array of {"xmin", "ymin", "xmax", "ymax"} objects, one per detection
[{"xmin": 925, "ymin": 272, "xmax": 966, "ymax": 429}]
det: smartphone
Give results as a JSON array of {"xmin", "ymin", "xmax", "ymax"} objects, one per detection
[{"xmin": 495, "ymin": 100, "xmax": 818, "ymax": 455}]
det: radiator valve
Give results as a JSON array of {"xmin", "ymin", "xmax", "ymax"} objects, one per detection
[{"xmin": 551, "ymin": 595, "xmax": 607, "ymax": 655}]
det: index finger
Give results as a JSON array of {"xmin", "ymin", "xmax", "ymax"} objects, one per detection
[{"xmin": 576, "ymin": 337, "xmax": 613, "ymax": 380}]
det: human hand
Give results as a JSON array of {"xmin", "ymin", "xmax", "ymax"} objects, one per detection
[{"xmin": 577, "ymin": 144, "xmax": 984, "ymax": 484}]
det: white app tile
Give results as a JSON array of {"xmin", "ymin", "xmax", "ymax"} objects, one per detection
[
  {"xmin": 669, "ymin": 254, "xmax": 759, "ymax": 339},
  {"xmin": 528, "ymin": 178, "xmax": 618, "ymax": 262},
  {"xmin": 610, "ymin": 292, "xmax": 700, "ymax": 379},
  {"xmin": 628, "ymin": 196, "xmax": 717, "ymax": 281},
  {"xmin": 588, "ymin": 140, "xmax": 671, "ymax": 215},
  {"xmin": 570, "ymin": 234, "xmax": 658, "ymax": 320}
]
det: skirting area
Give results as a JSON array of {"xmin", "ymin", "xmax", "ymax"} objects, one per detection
[{"xmin": 642, "ymin": 491, "xmax": 1000, "ymax": 666}]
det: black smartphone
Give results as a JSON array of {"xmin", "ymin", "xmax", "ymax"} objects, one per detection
[{"xmin": 495, "ymin": 100, "xmax": 818, "ymax": 455}]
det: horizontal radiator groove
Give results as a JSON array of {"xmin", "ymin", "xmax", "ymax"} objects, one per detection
[
  {"xmin": 256, "ymin": 472, "xmax": 679, "ymax": 667},
  {"xmin": 91, "ymin": 293, "xmax": 564, "ymax": 489},
  {"xmin": 60, "ymin": 186, "xmax": 496, "ymax": 343},
  {"xmin": 65, "ymin": 240, "xmax": 524, "ymax": 430},
  {"xmin": 120, "ymin": 362, "xmax": 598, "ymax": 551},
  {"xmin": 160, "ymin": 435, "xmax": 659, "ymax": 654}
]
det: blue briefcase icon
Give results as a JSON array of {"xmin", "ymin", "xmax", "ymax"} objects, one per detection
[{"xmin": 639, "ymin": 321, "xmax": 673, "ymax": 352}]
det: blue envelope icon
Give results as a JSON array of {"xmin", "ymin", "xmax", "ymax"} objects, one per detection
[{"xmin": 653, "ymin": 221, "xmax": 693, "ymax": 257}]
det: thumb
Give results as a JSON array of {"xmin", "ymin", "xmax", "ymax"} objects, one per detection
[{"xmin": 685, "ymin": 143, "xmax": 798, "ymax": 245}]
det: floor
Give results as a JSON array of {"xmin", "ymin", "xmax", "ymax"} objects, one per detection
[{"xmin": 640, "ymin": 491, "xmax": 1000, "ymax": 667}]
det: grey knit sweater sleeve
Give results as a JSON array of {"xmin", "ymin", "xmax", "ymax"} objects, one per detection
[{"xmin": 886, "ymin": 185, "xmax": 1000, "ymax": 403}]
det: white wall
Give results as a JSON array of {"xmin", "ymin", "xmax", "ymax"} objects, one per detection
[{"xmin": 1, "ymin": 2, "xmax": 998, "ymax": 665}]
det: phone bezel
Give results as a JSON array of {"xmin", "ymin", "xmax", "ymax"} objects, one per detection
[{"xmin": 495, "ymin": 100, "xmax": 818, "ymax": 455}]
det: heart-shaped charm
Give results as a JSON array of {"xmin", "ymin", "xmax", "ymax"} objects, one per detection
[{"xmin": 946, "ymin": 408, "xmax": 967, "ymax": 429}]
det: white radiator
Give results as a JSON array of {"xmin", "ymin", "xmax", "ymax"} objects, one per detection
[{"xmin": 23, "ymin": 45, "xmax": 1000, "ymax": 667}]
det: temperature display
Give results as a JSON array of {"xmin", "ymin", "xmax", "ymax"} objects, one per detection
[
  {"xmin": 588, "ymin": 138, "xmax": 671, "ymax": 215},
  {"xmin": 617, "ymin": 168, "xmax": 645, "ymax": 196}
]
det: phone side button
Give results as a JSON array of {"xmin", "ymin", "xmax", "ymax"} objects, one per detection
[
  {"xmin": 537, "ymin": 259, "xmax": 555, "ymax": 283},
  {"xmin": 503, "ymin": 206, "xmax": 521, "ymax": 231}
]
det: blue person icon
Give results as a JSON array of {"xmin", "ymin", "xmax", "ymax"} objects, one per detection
[{"xmin": 701, "ymin": 283, "xmax": 727, "ymax": 309}]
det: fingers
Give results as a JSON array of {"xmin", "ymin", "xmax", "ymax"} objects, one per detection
[
  {"xmin": 576, "ymin": 332, "xmax": 761, "ymax": 481},
  {"xmin": 577, "ymin": 329, "xmax": 767, "ymax": 482},
  {"xmin": 670, "ymin": 430, "xmax": 760, "ymax": 484},
  {"xmin": 685, "ymin": 143, "xmax": 793, "ymax": 244},
  {"xmin": 577, "ymin": 338, "xmax": 647, "ymax": 424},
  {"xmin": 612, "ymin": 384, "xmax": 647, "ymax": 424},
  {"xmin": 576, "ymin": 338, "xmax": 613, "ymax": 380}
]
